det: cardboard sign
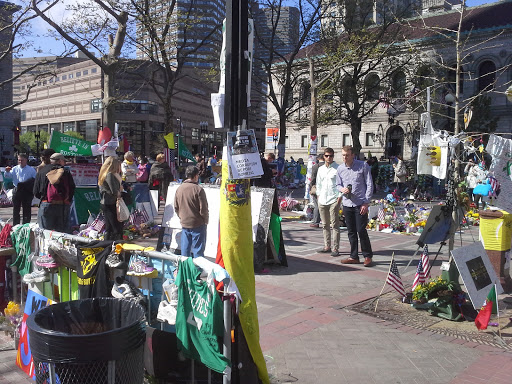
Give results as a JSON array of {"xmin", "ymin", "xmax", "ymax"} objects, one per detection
[
  {"xmin": 451, "ymin": 242, "xmax": 503, "ymax": 309},
  {"xmin": 67, "ymin": 164, "xmax": 101, "ymax": 186},
  {"xmin": 162, "ymin": 184, "xmax": 272, "ymax": 257},
  {"xmin": 17, "ymin": 290, "xmax": 55, "ymax": 378},
  {"xmin": 226, "ymin": 130, "xmax": 263, "ymax": 179}
]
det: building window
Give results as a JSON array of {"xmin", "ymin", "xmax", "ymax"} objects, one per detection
[
  {"xmin": 391, "ymin": 71, "xmax": 406, "ymax": 98},
  {"xmin": 478, "ymin": 60, "xmax": 496, "ymax": 92},
  {"xmin": 91, "ymin": 68, "xmax": 97, "ymax": 73},
  {"xmin": 62, "ymin": 75, "xmax": 67, "ymax": 80},
  {"xmin": 299, "ymin": 83, "xmax": 311, "ymax": 107},
  {"xmin": 69, "ymin": 73, "xmax": 73, "ymax": 79},
  {"xmin": 321, "ymin": 134, "xmax": 328, "ymax": 147},
  {"xmin": 343, "ymin": 134, "xmax": 352, "ymax": 146},
  {"xmin": 76, "ymin": 72, "xmax": 81, "ymax": 77},
  {"xmin": 63, "ymin": 122, "xmax": 75, "ymax": 132},
  {"xmin": 366, "ymin": 133, "xmax": 375, "ymax": 146},
  {"xmin": 285, "ymin": 135, "xmax": 289, "ymax": 148},
  {"xmin": 91, "ymin": 99, "xmax": 102, "ymax": 113},
  {"xmin": 301, "ymin": 135, "xmax": 308, "ymax": 147},
  {"xmin": 20, "ymin": 110, "xmax": 26, "ymax": 121},
  {"xmin": 83, "ymin": 70, "xmax": 88, "ymax": 75},
  {"xmin": 192, "ymin": 128, "xmax": 199, "ymax": 140}
]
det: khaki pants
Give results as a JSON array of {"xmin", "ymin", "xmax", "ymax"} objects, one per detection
[{"xmin": 319, "ymin": 201, "xmax": 340, "ymax": 250}]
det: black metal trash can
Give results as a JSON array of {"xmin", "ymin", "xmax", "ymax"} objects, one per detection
[{"xmin": 27, "ymin": 297, "xmax": 146, "ymax": 384}]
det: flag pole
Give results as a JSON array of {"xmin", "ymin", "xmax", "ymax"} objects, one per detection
[
  {"xmin": 375, "ymin": 252, "xmax": 395, "ymax": 312},
  {"xmin": 495, "ymin": 281, "xmax": 501, "ymax": 338}
]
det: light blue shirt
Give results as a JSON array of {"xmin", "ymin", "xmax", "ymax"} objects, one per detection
[
  {"xmin": 336, "ymin": 159, "xmax": 373, "ymax": 207},
  {"xmin": 12, "ymin": 164, "xmax": 36, "ymax": 186}
]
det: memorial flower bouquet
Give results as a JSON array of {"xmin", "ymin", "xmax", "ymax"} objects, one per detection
[
  {"xmin": 412, "ymin": 277, "xmax": 456, "ymax": 302},
  {"xmin": 0, "ymin": 301, "xmax": 23, "ymax": 337}
]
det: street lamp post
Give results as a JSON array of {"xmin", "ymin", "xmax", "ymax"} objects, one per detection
[{"xmin": 34, "ymin": 130, "xmax": 41, "ymax": 159}]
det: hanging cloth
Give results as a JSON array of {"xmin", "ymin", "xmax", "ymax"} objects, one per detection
[
  {"xmin": 175, "ymin": 258, "xmax": 230, "ymax": 374},
  {"xmin": 76, "ymin": 240, "xmax": 113, "ymax": 299},
  {"xmin": 11, "ymin": 224, "xmax": 33, "ymax": 276}
]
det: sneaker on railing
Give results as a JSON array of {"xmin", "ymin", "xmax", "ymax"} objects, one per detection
[
  {"xmin": 111, "ymin": 276, "xmax": 147, "ymax": 308},
  {"xmin": 23, "ymin": 269, "xmax": 49, "ymax": 284},
  {"xmin": 36, "ymin": 255, "xmax": 59, "ymax": 268},
  {"xmin": 127, "ymin": 258, "xmax": 158, "ymax": 278},
  {"xmin": 106, "ymin": 252, "xmax": 127, "ymax": 269}
]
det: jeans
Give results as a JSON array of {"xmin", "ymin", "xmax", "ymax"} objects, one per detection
[
  {"xmin": 12, "ymin": 190, "xmax": 33, "ymax": 226},
  {"xmin": 343, "ymin": 205, "xmax": 373, "ymax": 260},
  {"xmin": 319, "ymin": 201, "xmax": 340, "ymax": 250},
  {"xmin": 40, "ymin": 202, "xmax": 71, "ymax": 233},
  {"xmin": 311, "ymin": 194, "xmax": 320, "ymax": 224},
  {"xmin": 181, "ymin": 224, "xmax": 207, "ymax": 258}
]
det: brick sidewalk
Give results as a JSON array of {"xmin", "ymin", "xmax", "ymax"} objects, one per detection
[{"xmin": 257, "ymin": 220, "xmax": 512, "ymax": 383}]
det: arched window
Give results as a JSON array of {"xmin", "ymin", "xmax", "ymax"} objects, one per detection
[
  {"xmin": 415, "ymin": 66, "xmax": 434, "ymax": 90},
  {"xmin": 478, "ymin": 60, "xmax": 496, "ymax": 92},
  {"xmin": 364, "ymin": 73, "xmax": 380, "ymax": 101},
  {"xmin": 447, "ymin": 65, "xmax": 464, "ymax": 94},
  {"xmin": 340, "ymin": 77, "xmax": 357, "ymax": 103},
  {"xmin": 391, "ymin": 71, "xmax": 406, "ymax": 98},
  {"xmin": 299, "ymin": 82, "xmax": 311, "ymax": 107}
]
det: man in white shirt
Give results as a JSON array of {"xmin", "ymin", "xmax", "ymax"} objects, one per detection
[
  {"xmin": 316, "ymin": 148, "xmax": 342, "ymax": 256},
  {"xmin": 11, "ymin": 154, "xmax": 36, "ymax": 225}
]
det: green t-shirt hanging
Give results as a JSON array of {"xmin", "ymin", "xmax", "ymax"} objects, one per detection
[{"xmin": 175, "ymin": 258, "xmax": 230, "ymax": 374}]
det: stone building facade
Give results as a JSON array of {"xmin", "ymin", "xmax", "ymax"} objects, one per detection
[{"xmin": 266, "ymin": 1, "xmax": 512, "ymax": 163}]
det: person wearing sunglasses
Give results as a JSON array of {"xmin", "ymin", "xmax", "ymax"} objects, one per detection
[{"xmin": 315, "ymin": 148, "xmax": 342, "ymax": 256}]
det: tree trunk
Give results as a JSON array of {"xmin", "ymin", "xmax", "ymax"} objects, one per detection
[
  {"xmin": 102, "ymin": 68, "xmax": 116, "ymax": 131},
  {"xmin": 350, "ymin": 118, "xmax": 362, "ymax": 155}
]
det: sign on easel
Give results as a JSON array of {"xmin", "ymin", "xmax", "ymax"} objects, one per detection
[{"xmin": 451, "ymin": 242, "xmax": 504, "ymax": 309}]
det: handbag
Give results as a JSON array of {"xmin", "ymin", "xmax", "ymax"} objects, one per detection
[
  {"xmin": 116, "ymin": 197, "xmax": 130, "ymax": 222},
  {"xmin": 395, "ymin": 164, "xmax": 407, "ymax": 178}
]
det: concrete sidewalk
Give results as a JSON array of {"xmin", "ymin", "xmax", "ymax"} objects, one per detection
[{"xmin": 257, "ymin": 219, "xmax": 512, "ymax": 383}]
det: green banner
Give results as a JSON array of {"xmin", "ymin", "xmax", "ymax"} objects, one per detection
[
  {"xmin": 178, "ymin": 135, "xmax": 196, "ymax": 163},
  {"xmin": 73, "ymin": 187, "xmax": 101, "ymax": 224},
  {"xmin": 49, "ymin": 131, "xmax": 94, "ymax": 156}
]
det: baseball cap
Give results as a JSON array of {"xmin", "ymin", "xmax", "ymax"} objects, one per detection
[{"xmin": 50, "ymin": 153, "xmax": 66, "ymax": 161}]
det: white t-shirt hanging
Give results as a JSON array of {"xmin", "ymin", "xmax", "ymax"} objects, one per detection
[{"xmin": 417, "ymin": 132, "xmax": 449, "ymax": 179}]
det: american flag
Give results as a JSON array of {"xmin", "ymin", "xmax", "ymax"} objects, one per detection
[
  {"xmin": 90, "ymin": 212, "xmax": 106, "ymax": 232},
  {"xmin": 488, "ymin": 176, "xmax": 500, "ymax": 197},
  {"xmin": 129, "ymin": 208, "xmax": 151, "ymax": 226},
  {"xmin": 386, "ymin": 258, "xmax": 406, "ymax": 297},
  {"xmin": 412, "ymin": 245, "xmax": 430, "ymax": 290},
  {"xmin": 377, "ymin": 206, "xmax": 385, "ymax": 222}
]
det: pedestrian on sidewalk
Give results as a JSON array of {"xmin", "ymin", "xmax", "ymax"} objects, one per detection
[
  {"xmin": 33, "ymin": 148, "xmax": 56, "ymax": 227},
  {"xmin": 40, "ymin": 153, "xmax": 76, "ymax": 233},
  {"xmin": 336, "ymin": 145, "xmax": 374, "ymax": 267},
  {"xmin": 316, "ymin": 148, "xmax": 341, "ymax": 257},
  {"xmin": 99, "ymin": 156, "xmax": 124, "ymax": 241},
  {"xmin": 309, "ymin": 153, "xmax": 324, "ymax": 228},
  {"xmin": 174, "ymin": 165, "xmax": 209, "ymax": 257},
  {"xmin": 11, "ymin": 154, "xmax": 36, "ymax": 226}
]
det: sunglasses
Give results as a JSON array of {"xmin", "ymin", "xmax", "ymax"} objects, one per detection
[{"xmin": 324, "ymin": 154, "xmax": 334, "ymax": 157}]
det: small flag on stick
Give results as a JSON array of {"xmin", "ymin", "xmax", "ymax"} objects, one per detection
[
  {"xmin": 386, "ymin": 257, "xmax": 406, "ymax": 297},
  {"xmin": 475, "ymin": 285, "xmax": 498, "ymax": 330},
  {"xmin": 412, "ymin": 245, "xmax": 430, "ymax": 291}
]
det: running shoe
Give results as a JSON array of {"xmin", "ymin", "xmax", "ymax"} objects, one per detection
[
  {"xmin": 111, "ymin": 277, "xmax": 147, "ymax": 308},
  {"xmin": 127, "ymin": 258, "xmax": 158, "ymax": 278},
  {"xmin": 23, "ymin": 269, "xmax": 49, "ymax": 284},
  {"xmin": 106, "ymin": 253, "xmax": 127, "ymax": 269},
  {"xmin": 157, "ymin": 300, "xmax": 177, "ymax": 325},
  {"xmin": 36, "ymin": 255, "xmax": 59, "ymax": 268}
]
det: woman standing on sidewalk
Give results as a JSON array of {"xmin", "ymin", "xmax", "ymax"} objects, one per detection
[{"xmin": 98, "ymin": 157, "xmax": 124, "ymax": 240}]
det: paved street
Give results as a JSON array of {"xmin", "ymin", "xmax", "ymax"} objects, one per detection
[{"xmin": 0, "ymin": 204, "xmax": 510, "ymax": 383}]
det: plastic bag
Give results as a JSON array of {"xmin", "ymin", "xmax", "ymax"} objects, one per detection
[{"xmin": 116, "ymin": 197, "xmax": 130, "ymax": 222}]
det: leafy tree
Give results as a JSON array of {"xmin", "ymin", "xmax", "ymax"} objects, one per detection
[
  {"xmin": 18, "ymin": 130, "xmax": 50, "ymax": 154},
  {"xmin": 32, "ymin": 0, "xmax": 129, "ymax": 130},
  {"xmin": 251, "ymin": 0, "xmax": 323, "ymax": 158},
  {"xmin": 317, "ymin": 0, "xmax": 422, "ymax": 154},
  {"xmin": 125, "ymin": 0, "xmax": 221, "ymax": 134}
]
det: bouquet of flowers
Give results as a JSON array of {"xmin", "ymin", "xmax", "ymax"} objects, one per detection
[{"xmin": 0, "ymin": 301, "xmax": 23, "ymax": 335}]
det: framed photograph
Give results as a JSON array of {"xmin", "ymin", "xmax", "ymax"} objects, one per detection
[{"xmin": 451, "ymin": 242, "xmax": 503, "ymax": 309}]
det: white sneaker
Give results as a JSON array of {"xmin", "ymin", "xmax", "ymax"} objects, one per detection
[
  {"xmin": 112, "ymin": 277, "xmax": 136, "ymax": 299},
  {"xmin": 23, "ymin": 269, "xmax": 49, "ymax": 284},
  {"xmin": 157, "ymin": 300, "xmax": 177, "ymax": 325}
]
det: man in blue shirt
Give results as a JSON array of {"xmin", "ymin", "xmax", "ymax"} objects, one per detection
[
  {"xmin": 11, "ymin": 154, "xmax": 37, "ymax": 225},
  {"xmin": 336, "ymin": 146, "xmax": 374, "ymax": 267}
]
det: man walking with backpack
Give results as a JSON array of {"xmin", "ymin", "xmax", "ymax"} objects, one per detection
[{"xmin": 40, "ymin": 153, "xmax": 76, "ymax": 233}]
